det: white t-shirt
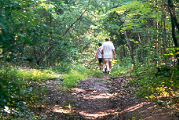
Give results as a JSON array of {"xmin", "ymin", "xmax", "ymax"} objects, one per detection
[
  {"xmin": 97, "ymin": 46, "xmax": 102, "ymax": 58},
  {"xmin": 102, "ymin": 41, "xmax": 115, "ymax": 58}
]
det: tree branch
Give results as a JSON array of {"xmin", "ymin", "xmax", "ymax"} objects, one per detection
[{"xmin": 36, "ymin": 1, "xmax": 90, "ymax": 65}]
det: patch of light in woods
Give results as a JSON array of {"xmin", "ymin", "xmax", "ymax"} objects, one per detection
[
  {"xmin": 79, "ymin": 111, "xmax": 113, "ymax": 119},
  {"xmin": 82, "ymin": 92, "xmax": 116, "ymax": 99},
  {"xmin": 119, "ymin": 102, "xmax": 151, "ymax": 114}
]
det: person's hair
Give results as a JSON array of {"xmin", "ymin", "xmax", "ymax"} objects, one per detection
[
  {"xmin": 105, "ymin": 38, "xmax": 109, "ymax": 41},
  {"xmin": 98, "ymin": 42, "xmax": 102, "ymax": 46}
]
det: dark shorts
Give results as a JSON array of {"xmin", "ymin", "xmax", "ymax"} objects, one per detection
[{"xmin": 98, "ymin": 58, "xmax": 103, "ymax": 64}]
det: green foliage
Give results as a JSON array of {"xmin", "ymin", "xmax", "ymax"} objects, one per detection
[
  {"xmin": 0, "ymin": 106, "xmax": 47, "ymax": 120},
  {"xmin": 0, "ymin": 0, "xmax": 95, "ymax": 66},
  {"xmin": 53, "ymin": 62, "xmax": 73, "ymax": 73},
  {"xmin": 63, "ymin": 70, "xmax": 87, "ymax": 87},
  {"xmin": 62, "ymin": 65, "xmax": 88, "ymax": 87},
  {"xmin": 128, "ymin": 63, "xmax": 178, "ymax": 101},
  {"xmin": 88, "ymin": 71, "xmax": 104, "ymax": 78},
  {"xmin": 16, "ymin": 68, "xmax": 59, "ymax": 81},
  {"xmin": 62, "ymin": 64, "xmax": 103, "ymax": 87},
  {"xmin": 0, "ymin": 0, "xmax": 178, "ymax": 118},
  {"xmin": 0, "ymin": 66, "xmax": 20, "ymax": 108},
  {"xmin": 102, "ymin": 0, "xmax": 178, "ymax": 68},
  {"xmin": 110, "ymin": 58, "xmax": 133, "ymax": 76},
  {"xmin": 164, "ymin": 47, "xmax": 179, "ymax": 62},
  {"xmin": 0, "ymin": 65, "xmax": 58, "ymax": 119}
]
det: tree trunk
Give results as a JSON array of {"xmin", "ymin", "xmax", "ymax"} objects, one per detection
[
  {"xmin": 123, "ymin": 45, "xmax": 126, "ymax": 58},
  {"xmin": 124, "ymin": 31, "xmax": 135, "ymax": 66},
  {"xmin": 168, "ymin": 0, "xmax": 179, "ymax": 67}
]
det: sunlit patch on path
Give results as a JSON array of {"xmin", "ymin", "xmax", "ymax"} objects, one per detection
[
  {"xmin": 70, "ymin": 77, "xmax": 119, "ymax": 119},
  {"xmin": 79, "ymin": 110, "xmax": 114, "ymax": 119},
  {"xmin": 72, "ymin": 87, "xmax": 116, "ymax": 100},
  {"xmin": 119, "ymin": 102, "xmax": 151, "ymax": 114}
]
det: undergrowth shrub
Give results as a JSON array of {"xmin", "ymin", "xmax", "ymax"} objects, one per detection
[
  {"xmin": 16, "ymin": 69, "xmax": 59, "ymax": 81},
  {"xmin": 128, "ymin": 63, "xmax": 178, "ymax": 101},
  {"xmin": 52, "ymin": 61, "xmax": 73, "ymax": 73},
  {"xmin": 0, "ymin": 65, "xmax": 58, "ymax": 119},
  {"xmin": 63, "ymin": 70, "xmax": 87, "ymax": 87},
  {"xmin": 110, "ymin": 60, "xmax": 132, "ymax": 76},
  {"xmin": 62, "ymin": 64, "xmax": 102, "ymax": 87},
  {"xmin": 88, "ymin": 70, "xmax": 104, "ymax": 78}
]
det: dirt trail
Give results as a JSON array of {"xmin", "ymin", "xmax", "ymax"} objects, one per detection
[
  {"xmin": 33, "ymin": 75, "xmax": 177, "ymax": 120},
  {"xmin": 71, "ymin": 76, "xmax": 114, "ymax": 119}
]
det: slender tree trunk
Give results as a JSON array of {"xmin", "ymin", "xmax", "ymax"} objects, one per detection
[
  {"xmin": 162, "ymin": 13, "xmax": 168, "ymax": 64},
  {"xmin": 163, "ymin": 14, "xmax": 167, "ymax": 52},
  {"xmin": 137, "ymin": 33, "xmax": 142, "ymax": 62},
  {"xmin": 124, "ymin": 31, "xmax": 135, "ymax": 66},
  {"xmin": 138, "ymin": 33, "xmax": 142, "ymax": 43},
  {"xmin": 155, "ymin": 21, "xmax": 159, "ymax": 66}
]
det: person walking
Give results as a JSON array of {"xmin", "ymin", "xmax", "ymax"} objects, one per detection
[
  {"xmin": 102, "ymin": 38, "xmax": 116, "ymax": 73},
  {"xmin": 96, "ymin": 42, "xmax": 103, "ymax": 71}
]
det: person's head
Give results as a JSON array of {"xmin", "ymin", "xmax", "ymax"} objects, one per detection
[
  {"xmin": 105, "ymin": 38, "xmax": 109, "ymax": 41},
  {"xmin": 98, "ymin": 42, "xmax": 102, "ymax": 46}
]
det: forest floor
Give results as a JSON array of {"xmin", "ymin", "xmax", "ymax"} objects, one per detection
[{"xmin": 32, "ymin": 74, "xmax": 178, "ymax": 120}]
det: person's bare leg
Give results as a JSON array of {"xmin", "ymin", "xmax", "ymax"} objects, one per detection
[
  {"xmin": 106, "ymin": 61, "xmax": 109, "ymax": 72},
  {"xmin": 109, "ymin": 61, "xmax": 112, "ymax": 71}
]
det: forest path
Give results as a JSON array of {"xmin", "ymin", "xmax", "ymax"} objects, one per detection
[
  {"xmin": 33, "ymin": 75, "xmax": 174, "ymax": 120},
  {"xmin": 71, "ymin": 76, "xmax": 116, "ymax": 119}
]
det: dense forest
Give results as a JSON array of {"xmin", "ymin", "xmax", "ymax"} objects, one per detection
[{"xmin": 0, "ymin": 0, "xmax": 178, "ymax": 120}]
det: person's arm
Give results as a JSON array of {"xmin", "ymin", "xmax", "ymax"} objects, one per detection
[
  {"xmin": 101, "ymin": 45, "xmax": 104, "ymax": 59},
  {"xmin": 111, "ymin": 43, "xmax": 116, "ymax": 59},
  {"xmin": 102, "ymin": 50, "xmax": 104, "ymax": 59},
  {"xmin": 112, "ymin": 49, "xmax": 116, "ymax": 60}
]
